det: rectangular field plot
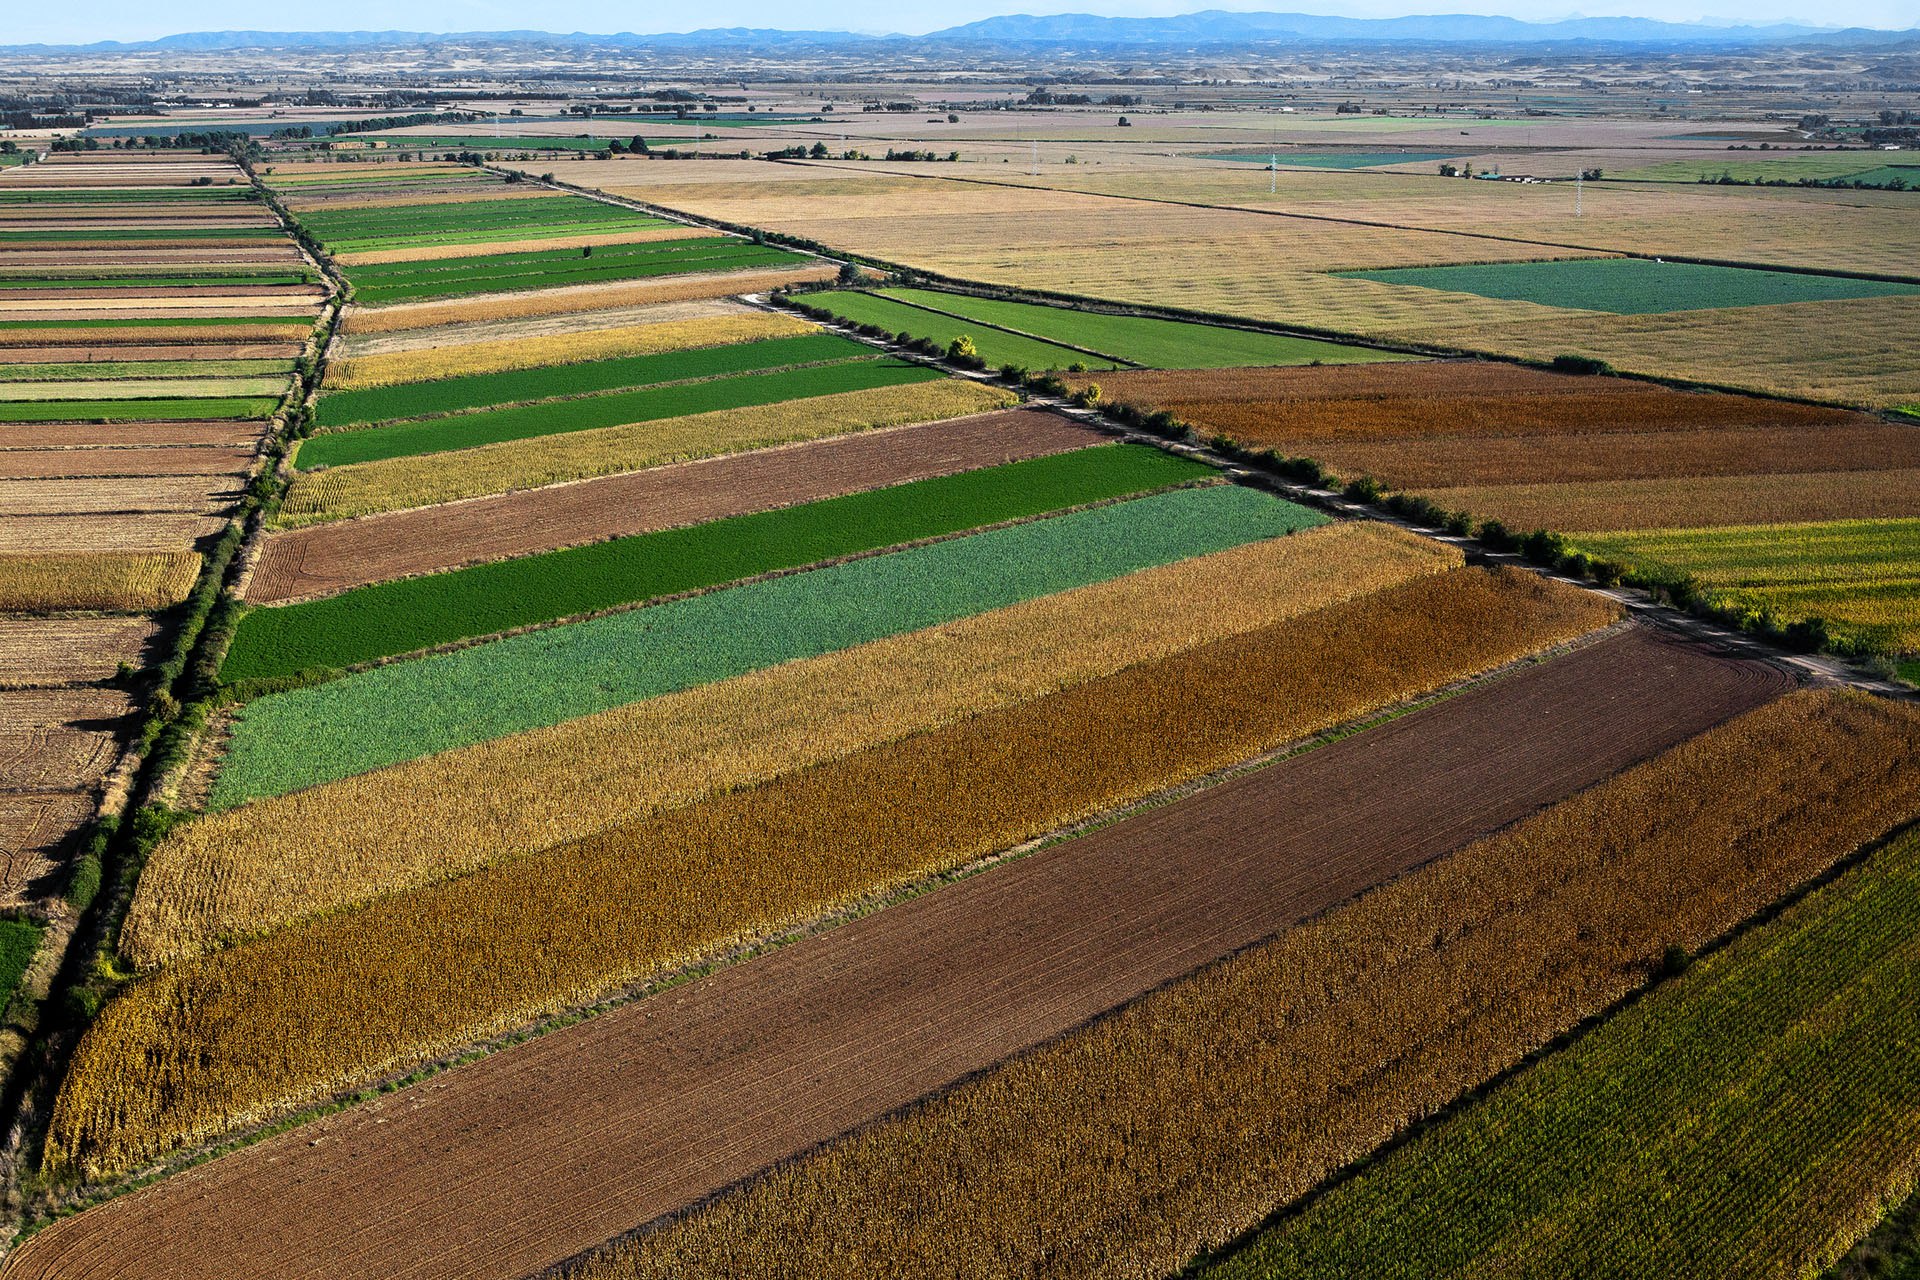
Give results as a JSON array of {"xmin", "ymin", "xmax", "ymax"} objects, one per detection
[
  {"xmin": 220, "ymin": 444, "xmax": 1215, "ymax": 683},
  {"xmin": 212, "ymin": 483, "xmax": 1320, "ymax": 805},
  {"xmin": 292, "ymin": 195, "xmax": 676, "ymax": 254},
  {"xmin": 1201, "ymin": 150, "xmax": 1463, "ymax": 169},
  {"xmin": 0, "ymin": 396, "xmax": 276, "ymax": 423},
  {"xmin": 295, "ymin": 357, "xmax": 930, "ymax": 469},
  {"xmin": 310, "ymin": 331, "xmax": 863, "ymax": 427},
  {"xmin": 345, "ymin": 240, "xmax": 809, "ymax": 305},
  {"xmin": 1342, "ymin": 257, "xmax": 1920, "ymax": 314},
  {"xmin": 880, "ymin": 287, "xmax": 1403, "ymax": 368},
  {"xmin": 1204, "ymin": 814, "xmax": 1920, "ymax": 1280},
  {"xmin": 794, "ymin": 291, "xmax": 1116, "ymax": 371}
]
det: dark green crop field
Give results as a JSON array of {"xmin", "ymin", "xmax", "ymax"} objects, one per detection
[
  {"xmin": 347, "ymin": 242, "xmax": 804, "ymax": 303},
  {"xmin": 0, "ymin": 396, "xmax": 277, "ymax": 423},
  {"xmin": 1343, "ymin": 257, "xmax": 1920, "ymax": 313},
  {"xmin": 221, "ymin": 443, "xmax": 1211, "ymax": 682}
]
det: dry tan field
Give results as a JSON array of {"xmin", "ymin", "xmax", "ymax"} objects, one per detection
[{"xmin": 0, "ymin": 616, "xmax": 158, "ymax": 687}]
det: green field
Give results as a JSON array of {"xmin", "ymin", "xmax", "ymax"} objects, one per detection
[
  {"xmin": 295, "ymin": 196, "xmax": 677, "ymax": 254},
  {"xmin": 312, "ymin": 332, "xmax": 866, "ymax": 427},
  {"xmin": 1576, "ymin": 518, "xmax": 1920, "ymax": 654},
  {"xmin": 882, "ymin": 288, "xmax": 1405, "ymax": 368},
  {"xmin": 1201, "ymin": 150, "xmax": 1461, "ymax": 169},
  {"xmin": 222, "ymin": 444, "xmax": 1207, "ymax": 682},
  {"xmin": 0, "ymin": 919, "xmax": 41, "ymax": 1013},
  {"xmin": 0, "ymin": 396, "xmax": 277, "ymax": 423},
  {"xmin": 0, "ymin": 359, "xmax": 293, "ymax": 381},
  {"xmin": 0, "ymin": 377, "xmax": 286, "ymax": 402},
  {"xmin": 295, "ymin": 358, "xmax": 932, "ymax": 468},
  {"xmin": 795, "ymin": 292, "xmax": 1123, "ymax": 371},
  {"xmin": 1609, "ymin": 154, "xmax": 1918, "ymax": 184},
  {"xmin": 210, "ymin": 483, "xmax": 1320, "ymax": 807},
  {"xmin": 1200, "ymin": 823, "xmax": 1920, "ymax": 1280},
  {"xmin": 347, "ymin": 242, "xmax": 803, "ymax": 304},
  {"xmin": 1343, "ymin": 257, "xmax": 1920, "ymax": 313}
]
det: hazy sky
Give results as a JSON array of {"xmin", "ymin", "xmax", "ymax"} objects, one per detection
[{"xmin": 16, "ymin": 0, "xmax": 1913, "ymax": 45}]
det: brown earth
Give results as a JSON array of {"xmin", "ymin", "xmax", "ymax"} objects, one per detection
[
  {"xmin": 246, "ymin": 410, "xmax": 1105, "ymax": 603},
  {"xmin": 0, "ymin": 793, "xmax": 94, "ymax": 909},
  {"xmin": 0, "ymin": 447, "xmax": 258, "ymax": 481},
  {"xmin": 1419, "ymin": 468, "xmax": 1920, "ymax": 533},
  {"xmin": 0, "ymin": 617, "xmax": 158, "ymax": 688},
  {"xmin": 0, "ymin": 423, "xmax": 264, "ymax": 449},
  {"xmin": 0, "ymin": 285, "xmax": 320, "ymax": 303},
  {"xmin": 1, "ymin": 626, "xmax": 1788, "ymax": 1280},
  {"xmin": 0, "ymin": 689, "xmax": 135, "ymax": 790}
]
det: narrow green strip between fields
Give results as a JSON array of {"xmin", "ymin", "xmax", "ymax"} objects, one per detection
[
  {"xmin": 294, "ymin": 358, "xmax": 936, "ymax": 469},
  {"xmin": 312, "ymin": 332, "xmax": 865, "ymax": 428},
  {"xmin": 0, "ymin": 396, "xmax": 276, "ymax": 423},
  {"xmin": 0, "ymin": 919, "xmax": 43, "ymax": 1013},
  {"xmin": 348, "ymin": 245, "xmax": 806, "ymax": 304},
  {"xmin": 222, "ymin": 444, "xmax": 1209, "ymax": 682},
  {"xmin": 210, "ymin": 483, "xmax": 1320, "ymax": 807},
  {"xmin": 799, "ymin": 291, "xmax": 1124, "ymax": 372},
  {"xmin": 0, "ymin": 359, "xmax": 294, "ymax": 382}
]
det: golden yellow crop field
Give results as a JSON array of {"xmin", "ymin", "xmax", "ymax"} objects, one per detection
[
  {"xmin": 49, "ymin": 566, "xmax": 1613, "ymax": 1178},
  {"xmin": 0, "ymin": 551, "xmax": 201, "ymax": 611},
  {"xmin": 328, "ymin": 311, "xmax": 813, "ymax": 388},
  {"xmin": 125, "ymin": 523, "xmax": 1460, "ymax": 965},
  {"xmin": 274, "ymin": 379, "xmax": 1017, "ymax": 524}
]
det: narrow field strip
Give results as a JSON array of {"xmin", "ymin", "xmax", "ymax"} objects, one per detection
[
  {"xmin": 0, "ymin": 378, "xmax": 287, "ymax": 403},
  {"xmin": 328, "ymin": 312, "xmax": 809, "ymax": 388},
  {"xmin": 26, "ymin": 626, "xmax": 1801, "ymax": 1278},
  {"xmin": 293, "ymin": 356, "xmax": 923, "ymax": 470},
  {"xmin": 795, "ymin": 291, "xmax": 1124, "ymax": 371},
  {"xmin": 568, "ymin": 688, "xmax": 1917, "ymax": 1280},
  {"xmin": 348, "ymin": 245, "xmax": 808, "ymax": 305},
  {"xmin": 275, "ymin": 378, "xmax": 1012, "ymax": 525},
  {"xmin": 1416, "ymin": 469, "xmax": 1920, "ymax": 534},
  {"xmin": 222, "ymin": 444, "xmax": 1212, "ymax": 683},
  {"xmin": 0, "ymin": 616, "xmax": 156, "ymax": 688},
  {"xmin": 0, "ymin": 553, "xmax": 201, "ymax": 611},
  {"xmin": 139, "ymin": 524, "xmax": 1449, "ymax": 964},
  {"xmin": 334, "ymin": 226, "xmax": 711, "ymax": 267},
  {"xmin": 0, "ymin": 446, "xmax": 257, "ymax": 481},
  {"xmin": 342, "ymin": 264, "xmax": 840, "ymax": 332},
  {"xmin": 0, "ymin": 360, "xmax": 293, "ymax": 382},
  {"xmin": 1204, "ymin": 792, "xmax": 1920, "ymax": 1279},
  {"xmin": 56, "ymin": 564, "xmax": 1613, "ymax": 1180},
  {"xmin": 0, "ymin": 397, "xmax": 276, "ymax": 424},
  {"xmin": 246, "ymin": 409, "xmax": 1101, "ymax": 603},
  {"xmin": 309, "ymin": 331, "xmax": 864, "ymax": 429},
  {"xmin": 214, "ymin": 484, "xmax": 1310, "ymax": 805}
]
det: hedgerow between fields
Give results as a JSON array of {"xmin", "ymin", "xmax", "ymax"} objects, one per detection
[
  {"xmin": 564, "ymin": 691, "xmax": 1920, "ymax": 1280},
  {"xmin": 51, "ymin": 564, "xmax": 1612, "ymax": 1177},
  {"xmin": 129, "ymin": 524, "xmax": 1453, "ymax": 964}
]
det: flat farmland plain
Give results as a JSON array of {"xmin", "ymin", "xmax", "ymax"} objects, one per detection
[{"xmin": 10, "ymin": 626, "xmax": 1785, "ymax": 1280}]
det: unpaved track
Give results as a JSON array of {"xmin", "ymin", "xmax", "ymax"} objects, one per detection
[
  {"xmin": 245, "ymin": 409, "xmax": 1104, "ymax": 602},
  {"xmin": 5, "ymin": 627, "xmax": 1788, "ymax": 1280}
]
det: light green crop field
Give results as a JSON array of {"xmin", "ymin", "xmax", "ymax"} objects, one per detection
[{"xmin": 1342, "ymin": 258, "xmax": 1920, "ymax": 314}]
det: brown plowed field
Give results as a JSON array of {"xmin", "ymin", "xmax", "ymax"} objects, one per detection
[
  {"xmin": 1419, "ymin": 467, "xmax": 1920, "ymax": 533},
  {"xmin": 0, "ymin": 617, "xmax": 158, "ymax": 688},
  {"xmin": 2, "ymin": 627, "xmax": 1788, "ymax": 1280},
  {"xmin": 0, "ymin": 285, "xmax": 320, "ymax": 303},
  {"xmin": 0, "ymin": 423, "xmax": 264, "ymax": 449},
  {"xmin": 246, "ymin": 410, "xmax": 1105, "ymax": 603},
  {"xmin": 0, "ymin": 689, "xmax": 134, "ymax": 790},
  {"xmin": 0, "ymin": 793, "xmax": 93, "ymax": 908},
  {"xmin": 0, "ymin": 446, "xmax": 257, "ymax": 481},
  {"xmin": 0, "ymin": 344, "xmax": 300, "ymax": 363}
]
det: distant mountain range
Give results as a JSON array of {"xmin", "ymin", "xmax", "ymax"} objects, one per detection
[{"xmin": 6, "ymin": 11, "xmax": 1917, "ymax": 54}]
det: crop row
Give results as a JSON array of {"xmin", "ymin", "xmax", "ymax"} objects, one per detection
[
  {"xmin": 52, "ymin": 563, "xmax": 1613, "ymax": 1177},
  {"xmin": 221, "ymin": 444, "xmax": 1213, "ymax": 682},
  {"xmin": 294, "ymin": 354, "xmax": 921, "ymax": 470},
  {"xmin": 567, "ymin": 690, "xmax": 1920, "ymax": 1280},
  {"xmin": 327, "ymin": 312, "xmax": 809, "ymax": 389},
  {"xmin": 310, "ymin": 331, "xmax": 865, "ymax": 429},
  {"xmin": 134, "ymin": 523, "xmax": 1452, "ymax": 964},
  {"xmin": 275, "ymin": 376, "xmax": 1005, "ymax": 525}
]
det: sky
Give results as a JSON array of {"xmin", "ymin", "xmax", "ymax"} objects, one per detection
[{"xmin": 15, "ymin": 0, "xmax": 1914, "ymax": 45}]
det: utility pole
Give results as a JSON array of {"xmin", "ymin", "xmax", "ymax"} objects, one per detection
[
  {"xmin": 1576, "ymin": 170, "xmax": 1583, "ymax": 217},
  {"xmin": 1270, "ymin": 153, "xmax": 1277, "ymax": 194}
]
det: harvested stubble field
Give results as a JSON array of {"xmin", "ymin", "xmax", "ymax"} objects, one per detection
[
  {"xmin": 212, "ymin": 484, "xmax": 1308, "ymax": 805},
  {"xmin": 333, "ymin": 299, "xmax": 747, "ymax": 359},
  {"xmin": 1418, "ymin": 470, "xmax": 1920, "ymax": 533},
  {"xmin": 341, "ymin": 263, "xmax": 838, "ymax": 332},
  {"xmin": 0, "ymin": 616, "xmax": 155, "ymax": 688},
  {"xmin": 0, "ymin": 688, "xmax": 136, "ymax": 790},
  {"xmin": 0, "ymin": 513, "xmax": 224, "ymax": 554},
  {"xmin": 0, "ymin": 447, "xmax": 256, "ymax": 481},
  {"xmin": 308, "ymin": 331, "xmax": 866, "ymax": 431},
  {"xmin": 139, "ymin": 524, "xmax": 1453, "ymax": 962},
  {"xmin": 0, "ymin": 422, "xmax": 263, "ymax": 448},
  {"xmin": 274, "ymin": 378, "xmax": 1013, "ymax": 526},
  {"xmin": 0, "ymin": 792, "xmax": 94, "ymax": 908},
  {"xmin": 576, "ymin": 688, "xmax": 1915, "ymax": 1280},
  {"xmin": 55, "ymin": 564, "xmax": 1613, "ymax": 1180},
  {"xmin": 27, "ymin": 626, "xmax": 1797, "ymax": 1279},
  {"xmin": 344, "ymin": 242, "xmax": 807, "ymax": 306},
  {"xmin": 0, "ymin": 476, "xmax": 241, "ymax": 517},
  {"xmin": 1208, "ymin": 791, "xmax": 1920, "ymax": 1279},
  {"xmin": 222, "ymin": 444, "xmax": 1210, "ymax": 682},
  {"xmin": 246, "ymin": 410, "xmax": 1102, "ymax": 603},
  {"xmin": 327, "ymin": 311, "xmax": 809, "ymax": 388},
  {"xmin": 0, "ymin": 551, "xmax": 200, "ymax": 611}
]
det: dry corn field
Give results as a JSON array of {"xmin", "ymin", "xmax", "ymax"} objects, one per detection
[
  {"xmin": 327, "ymin": 311, "xmax": 811, "ymax": 388},
  {"xmin": 0, "ymin": 551, "xmax": 200, "ymax": 611},
  {"xmin": 567, "ymin": 690, "xmax": 1920, "ymax": 1280},
  {"xmin": 128, "ymin": 524, "xmax": 1459, "ymax": 964},
  {"xmin": 51, "ymin": 566, "xmax": 1613, "ymax": 1175},
  {"xmin": 274, "ymin": 379, "xmax": 1017, "ymax": 524},
  {"xmin": 341, "ymin": 264, "xmax": 838, "ymax": 333}
]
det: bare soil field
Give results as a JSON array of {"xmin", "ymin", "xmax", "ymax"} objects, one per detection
[
  {"xmin": 0, "ymin": 423, "xmax": 263, "ymax": 449},
  {"xmin": 3, "ymin": 627, "xmax": 1786, "ymax": 1280},
  {"xmin": 0, "ymin": 793, "xmax": 94, "ymax": 909},
  {"xmin": 246, "ymin": 410, "xmax": 1103, "ymax": 602},
  {"xmin": 0, "ymin": 477, "xmax": 243, "ymax": 518},
  {"xmin": 0, "ymin": 689, "xmax": 135, "ymax": 790},
  {"xmin": 0, "ymin": 447, "xmax": 258, "ymax": 481},
  {"xmin": 0, "ymin": 616, "xmax": 158, "ymax": 688}
]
